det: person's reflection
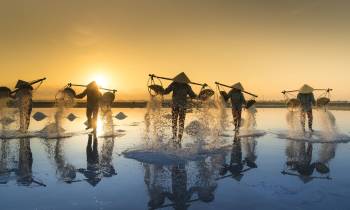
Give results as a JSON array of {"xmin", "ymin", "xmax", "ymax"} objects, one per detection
[
  {"xmin": 54, "ymin": 139, "xmax": 77, "ymax": 183},
  {"xmin": 282, "ymin": 141, "xmax": 332, "ymax": 183},
  {"xmin": 165, "ymin": 164, "xmax": 196, "ymax": 210},
  {"xmin": 283, "ymin": 141, "xmax": 314, "ymax": 183},
  {"xmin": 78, "ymin": 134, "xmax": 101, "ymax": 186},
  {"xmin": 144, "ymin": 164, "xmax": 168, "ymax": 209},
  {"xmin": 16, "ymin": 138, "xmax": 33, "ymax": 186},
  {"xmin": 219, "ymin": 133, "xmax": 256, "ymax": 181},
  {"xmin": 193, "ymin": 159, "xmax": 217, "ymax": 204}
]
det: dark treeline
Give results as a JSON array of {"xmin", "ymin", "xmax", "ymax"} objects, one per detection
[{"xmin": 5, "ymin": 100, "xmax": 350, "ymax": 109}]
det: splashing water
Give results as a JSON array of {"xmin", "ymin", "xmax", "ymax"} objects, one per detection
[
  {"xmin": 42, "ymin": 90, "xmax": 76, "ymax": 136},
  {"xmin": 316, "ymin": 108, "xmax": 338, "ymax": 140},
  {"xmin": 144, "ymin": 95, "xmax": 171, "ymax": 143},
  {"xmin": 286, "ymin": 109, "xmax": 303, "ymax": 137},
  {"xmin": 242, "ymin": 106, "xmax": 257, "ymax": 131},
  {"xmin": 99, "ymin": 108, "xmax": 114, "ymax": 136},
  {"xmin": 0, "ymin": 98, "xmax": 15, "ymax": 131},
  {"xmin": 16, "ymin": 89, "xmax": 32, "ymax": 133},
  {"xmin": 189, "ymin": 99, "xmax": 220, "ymax": 143},
  {"xmin": 214, "ymin": 97, "xmax": 229, "ymax": 132}
]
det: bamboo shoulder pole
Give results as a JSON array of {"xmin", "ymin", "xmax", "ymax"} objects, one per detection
[
  {"xmin": 149, "ymin": 74, "xmax": 205, "ymax": 86},
  {"xmin": 215, "ymin": 81, "xmax": 258, "ymax": 98}
]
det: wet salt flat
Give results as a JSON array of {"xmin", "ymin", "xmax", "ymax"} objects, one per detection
[{"xmin": 1, "ymin": 108, "xmax": 350, "ymax": 210}]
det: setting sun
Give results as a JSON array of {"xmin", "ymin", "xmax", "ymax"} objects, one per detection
[{"xmin": 92, "ymin": 74, "xmax": 108, "ymax": 87}]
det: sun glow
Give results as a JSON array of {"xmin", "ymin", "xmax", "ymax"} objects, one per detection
[{"xmin": 93, "ymin": 74, "xmax": 108, "ymax": 87}]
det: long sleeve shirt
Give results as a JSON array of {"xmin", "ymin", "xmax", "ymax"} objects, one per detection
[
  {"xmin": 297, "ymin": 93, "xmax": 315, "ymax": 112},
  {"xmin": 227, "ymin": 89, "xmax": 246, "ymax": 110},
  {"xmin": 163, "ymin": 82, "xmax": 197, "ymax": 108},
  {"xmin": 76, "ymin": 88, "xmax": 102, "ymax": 109}
]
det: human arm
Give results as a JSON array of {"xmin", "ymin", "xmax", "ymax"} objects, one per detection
[
  {"xmin": 75, "ymin": 89, "xmax": 87, "ymax": 99},
  {"xmin": 163, "ymin": 82, "xmax": 174, "ymax": 95},
  {"xmin": 241, "ymin": 93, "xmax": 246, "ymax": 106},
  {"xmin": 311, "ymin": 93, "xmax": 316, "ymax": 106}
]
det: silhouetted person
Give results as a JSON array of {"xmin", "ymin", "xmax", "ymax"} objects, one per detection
[
  {"xmin": 163, "ymin": 72, "xmax": 197, "ymax": 142},
  {"xmin": 76, "ymin": 81, "xmax": 102, "ymax": 131},
  {"xmin": 78, "ymin": 134, "xmax": 101, "ymax": 186},
  {"xmin": 224, "ymin": 83, "xmax": 246, "ymax": 131},
  {"xmin": 297, "ymin": 84, "xmax": 316, "ymax": 132},
  {"xmin": 13, "ymin": 81, "xmax": 33, "ymax": 132}
]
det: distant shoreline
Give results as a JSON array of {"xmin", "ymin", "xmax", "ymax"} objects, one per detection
[{"xmin": 13, "ymin": 100, "xmax": 350, "ymax": 110}]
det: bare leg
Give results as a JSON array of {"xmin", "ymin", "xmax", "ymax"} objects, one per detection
[
  {"xmin": 86, "ymin": 108, "xmax": 93, "ymax": 129},
  {"xmin": 300, "ymin": 111, "xmax": 306, "ymax": 132},
  {"xmin": 177, "ymin": 108, "xmax": 186, "ymax": 141},
  {"xmin": 307, "ymin": 110, "xmax": 313, "ymax": 132},
  {"xmin": 232, "ymin": 109, "xmax": 241, "ymax": 130},
  {"xmin": 172, "ymin": 107, "xmax": 179, "ymax": 140}
]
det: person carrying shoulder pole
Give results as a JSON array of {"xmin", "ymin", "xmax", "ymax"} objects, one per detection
[
  {"xmin": 163, "ymin": 72, "xmax": 197, "ymax": 142},
  {"xmin": 297, "ymin": 84, "xmax": 316, "ymax": 132},
  {"xmin": 225, "ymin": 83, "xmax": 246, "ymax": 131},
  {"xmin": 75, "ymin": 81, "xmax": 102, "ymax": 131}
]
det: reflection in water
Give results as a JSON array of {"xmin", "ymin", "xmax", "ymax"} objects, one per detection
[
  {"xmin": 282, "ymin": 141, "xmax": 335, "ymax": 183},
  {"xmin": 78, "ymin": 134, "xmax": 117, "ymax": 187},
  {"xmin": 17, "ymin": 139, "xmax": 33, "ymax": 185},
  {"xmin": 218, "ymin": 133, "xmax": 258, "ymax": 181},
  {"xmin": 78, "ymin": 134, "xmax": 101, "ymax": 186},
  {"xmin": 193, "ymin": 159, "xmax": 218, "ymax": 203},
  {"xmin": 42, "ymin": 139, "xmax": 77, "ymax": 183},
  {"xmin": 167, "ymin": 164, "xmax": 196, "ymax": 210},
  {"xmin": 0, "ymin": 139, "xmax": 10, "ymax": 184},
  {"xmin": 54, "ymin": 140, "xmax": 77, "ymax": 183},
  {"xmin": 0, "ymin": 139, "xmax": 46, "ymax": 187},
  {"xmin": 144, "ymin": 153, "xmax": 223, "ymax": 210}
]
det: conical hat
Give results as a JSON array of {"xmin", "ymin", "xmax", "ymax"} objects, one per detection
[
  {"xmin": 173, "ymin": 72, "xmax": 191, "ymax": 83},
  {"xmin": 299, "ymin": 84, "xmax": 314, "ymax": 94},
  {"xmin": 87, "ymin": 81, "xmax": 98, "ymax": 90},
  {"xmin": 231, "ymin": 82, "xmax": 244, "ymax": 91}
]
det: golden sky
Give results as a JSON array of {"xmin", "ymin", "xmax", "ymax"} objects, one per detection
[{"xmin": 1, "ymin": 0, "xmax": 350, "ymax": 100}]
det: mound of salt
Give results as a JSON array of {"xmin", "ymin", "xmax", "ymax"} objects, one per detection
[
  {"xmin": 185, "ymin": 120, "xmax": 206, "ymax": 136},
  {"xmin": 66, "ymin": 113, "xmax": 77, "ymax": 121},
  {"xmin": 115, "ymin": 112, "xmax": 127, "ymax": 120},
  {"xmin": 32, "ymin": 112, "xmax": 47, "ymax": 121}
]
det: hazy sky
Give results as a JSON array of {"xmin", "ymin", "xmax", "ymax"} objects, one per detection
[{"xmin": 1, "ymin": 0, "xmax": 350, "ymax": 100}]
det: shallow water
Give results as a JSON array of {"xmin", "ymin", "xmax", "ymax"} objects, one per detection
[{"xmin": 1, "ymin": 108, "xmax": 350, "ymax": 210}]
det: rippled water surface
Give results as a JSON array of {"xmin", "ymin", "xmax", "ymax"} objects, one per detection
[{"xmin": 1, "ymin": 108, "xmax": 350, "ymax": 210}]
